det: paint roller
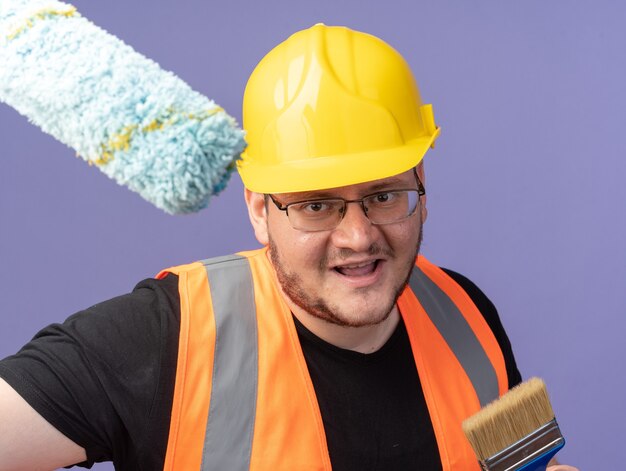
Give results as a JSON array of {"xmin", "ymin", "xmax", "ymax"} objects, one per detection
[{"xmin": 0, "ymin": 0, "xmax": 246, "ymax": 214}]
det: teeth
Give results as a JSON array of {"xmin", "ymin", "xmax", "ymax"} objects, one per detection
[
  {"xmin": 335, "ymin": 261, "xmax": 377, "ymax": 276},
  {"xmin": 339, "ymin": 261, "xmax": 371, "ymax": 269}
]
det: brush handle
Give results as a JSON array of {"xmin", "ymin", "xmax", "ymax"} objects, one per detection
[
  {"xmin": 516, "ymin": 441, "xmax": 564, "ymax": 471},
  {"xmin": 481, "ymin": 420, "xmax": 565, "ymax": 471}
]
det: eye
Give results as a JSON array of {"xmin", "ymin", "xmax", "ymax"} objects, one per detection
[
  {"xmin": 292, "ymin": 200, "xmax": 339, "ymax": 214},
  {"xmin": 304, "ymin": 202, "xmax": 327, "ymax": 212},
  {"xmin": 371, "ymin": 192, "xmax": 398, "ymax": 205}
]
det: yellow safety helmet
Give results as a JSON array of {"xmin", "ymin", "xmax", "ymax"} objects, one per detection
[{"xmin": 238, "ymin": 24, "xmax": 440, "ymax": 193}]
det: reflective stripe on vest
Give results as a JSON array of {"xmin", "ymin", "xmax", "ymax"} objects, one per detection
[
  {"xmin": 202, "ymin": 254, "xmax": 257, "ymax": 470},
  {"xmin": 409, "ymin": 265, "xmax": 499, "ymax": 407},
  {"xmin": 399, "ymin": 256, "xmax": 508, "ymax": 470},
  {"xmin": 159, "ymin": 248, "xmax": 508, "ymax": 471}
]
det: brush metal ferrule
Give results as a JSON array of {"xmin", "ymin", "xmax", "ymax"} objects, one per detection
[{"xmin": 479, "ymin": 418, "xmax": 565, "ymax": 471}]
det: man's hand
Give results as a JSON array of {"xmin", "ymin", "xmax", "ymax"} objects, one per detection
[
  {"xmin": 0, "ymin": 378, "xmax": 86, "ymax": 471},
  {"xmin": 547, "ymin": 456, "xmax": 580, "ymax": 471}
]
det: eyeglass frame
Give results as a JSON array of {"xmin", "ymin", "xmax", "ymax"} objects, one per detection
[{"xmin": 266, "ymin": 168, "xmax": 426, "ymax": 232}]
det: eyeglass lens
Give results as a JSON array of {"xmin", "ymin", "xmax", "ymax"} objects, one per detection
[{"xmin": 288, "ymin": 190, "xmax": 419, "ymax": 231}]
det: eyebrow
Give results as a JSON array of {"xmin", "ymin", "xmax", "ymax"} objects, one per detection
[
  {"xmin": 366, "ymin": 177, "xmax": 407, "ymax": 192},
  {"xmin": 279, "ymin": 177, "xmax": 412, "ymax": 202}
]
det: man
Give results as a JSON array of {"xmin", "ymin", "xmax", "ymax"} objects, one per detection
[{"xmin": 0, "ymin": 25, "xmax": 577, "ymax": 470}]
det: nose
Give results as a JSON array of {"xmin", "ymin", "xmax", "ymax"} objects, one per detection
[{"xmin": 330, "ymin": 201, "xmax": 378, "ymax": 252}]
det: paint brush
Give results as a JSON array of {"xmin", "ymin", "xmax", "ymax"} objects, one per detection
[{"xmin": 462, "ymin": 377, "xmax": 565, "ymax": 471}]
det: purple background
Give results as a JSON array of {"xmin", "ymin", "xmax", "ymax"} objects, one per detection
[{"xmin": 1, "ymin": 1, "xmax": 624, "ymax": 469}]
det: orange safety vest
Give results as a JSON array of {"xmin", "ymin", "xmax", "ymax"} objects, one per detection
[{"xmin": 157, "ymin": 248, "xmax": 509, "ymax": 471}]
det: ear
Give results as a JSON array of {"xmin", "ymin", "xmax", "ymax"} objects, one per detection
[
  {"xmin": 244, "ymin": 189, "xmax": 269, "ymax": 245},
  {"xmin": 416, "ymin": 162, "xmax": 428, "ymax": 223}
]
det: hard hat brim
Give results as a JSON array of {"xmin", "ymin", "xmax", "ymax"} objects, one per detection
[{"xmin": 237, "ymin": 128, "xmax": 440, "ymax": 194}]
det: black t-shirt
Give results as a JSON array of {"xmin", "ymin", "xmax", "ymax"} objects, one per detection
[{"xmin": 0, "ymin": 268, "xmax": 521, "ymax": 470}]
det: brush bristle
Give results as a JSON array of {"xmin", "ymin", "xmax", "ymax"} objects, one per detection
[{"xmin": 462, "ymin": 377, "xmax": 556, "ymax": 461}]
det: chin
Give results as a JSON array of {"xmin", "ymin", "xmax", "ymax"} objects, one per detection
[{"xmin": 323, "ymin": 299, "xmax": 396, "ymax": 328}]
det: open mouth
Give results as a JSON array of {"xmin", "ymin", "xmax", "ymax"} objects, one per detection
[{"xmin": 333, "ymin": 260, "xmax": 380, "ymax": 277}]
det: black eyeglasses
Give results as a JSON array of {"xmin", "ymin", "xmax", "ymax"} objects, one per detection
[{"xmin": 268, "ymin": 171, "xmax": 425, "ymax": 232}]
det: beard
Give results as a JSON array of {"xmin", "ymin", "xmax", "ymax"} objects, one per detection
[{"xmin": 268, "ymin": 225, "xmax": 423, "ymax": 328}]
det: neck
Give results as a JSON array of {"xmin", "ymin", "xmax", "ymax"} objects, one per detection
[{"xmin": 289, "ymin": 302, "xmax": 401, "ymax": 354}]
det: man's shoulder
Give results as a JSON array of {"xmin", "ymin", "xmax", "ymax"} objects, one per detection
[
  {"xmin": 435, "ymin": 266, "xmax": 522, "ymax": 388},
  {"xmin": 433, "ymin": 266, "xmax": 500, "ymax": 328},
  {"xmin": 439, "ymin": 268, "xmax": 492, "ymax": 304},
  {"xmin": 158, "ymin": 248, "xmax": 268, "ymax": 278}
]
